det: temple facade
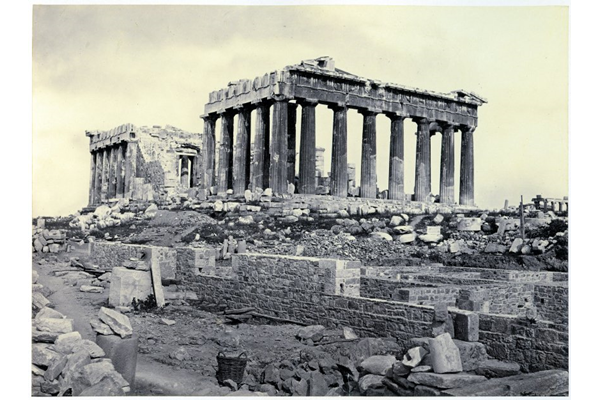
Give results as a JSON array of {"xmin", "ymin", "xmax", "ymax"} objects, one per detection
[
  {"xmin": 199, "ymin": 57, "xmax": 486, "ymax": 205},
  {"xmin": 85, "ymin": 124, "xmax": 202, "ymax": 205}
]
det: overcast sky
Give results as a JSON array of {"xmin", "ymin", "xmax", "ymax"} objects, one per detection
[{"xmin": 32, "ymin": 4, "xmax": 568, "ymax": 216}]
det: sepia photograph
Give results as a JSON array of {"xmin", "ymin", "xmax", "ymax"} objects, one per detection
[{"xmin": 23, "ymin": 0, "xmax": 580, "ymax": 397}]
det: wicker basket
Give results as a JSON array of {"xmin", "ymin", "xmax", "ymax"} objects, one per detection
[{"xmin": 216, "ymin": 352, "xmax": 248, "ymax": 385}]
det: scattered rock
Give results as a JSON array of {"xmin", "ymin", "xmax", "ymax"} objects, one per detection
[
  {"xmin": 428, "ymin": 333, "xmax": 462, "ymax": 373},
  {"xmin": 160, "ymin": 318, "xmax": 176, "ymax": 326},
  {"xmin": 358, "ymin": 374, "xmax": 385, "ymax": 394},
  {"xmin": 52, "ymin": 331, "xmax": 83, "ymax": 353},
  {"xmin": 402, "ymin": 347, "xmax": 427, "ymax": 368},
  {"xmin": 475, "ymin": 359, "xmax": 521, "ymax": 378},
  {"xmin": 408, "ymin": 371, "xmax": 488, "ymax": 389},
  {"xmin": 98, "ymin": 307, "xmax": 133, "ymax": 338},
  {"xmin": 360, "ymin": 355, "xmax": 396, "ymax": 376},
  {"xmin": 296, "ymin": 325, "xmax": 325, "ymax": 342}
]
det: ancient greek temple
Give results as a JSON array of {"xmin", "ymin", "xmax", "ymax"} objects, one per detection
[{"xmin": 199, "ymin": 57, "xmax": 486, "ymax": 205}]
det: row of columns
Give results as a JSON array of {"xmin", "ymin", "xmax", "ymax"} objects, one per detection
[
  {"xmin": 201, "ymin": 98, "xmax": 475, "ymax": 205},
  {"xmin": 88, "ymin": 141, "xmax": 138, "ymax": 205}
]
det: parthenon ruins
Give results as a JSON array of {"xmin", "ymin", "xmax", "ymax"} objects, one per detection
[{"xmin": 199, "ymin": 57, "xmax": 486, "ymax": 204}]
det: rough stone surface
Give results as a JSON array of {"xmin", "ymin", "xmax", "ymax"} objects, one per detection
[
  {"xmin": 428, "ymin": 333, "xmax": 462, "ymax": 373},
  {"xmin": 475, "ymin": 359, "xmax": 521, "ymax": 378},
  {"xmin": 296, "ymin": 325, "xmax": 325, "ymax": 342},
  {"xmin": 90, "ymin": 318, "xmax": 113, "ymax": 335},
  {"xmin": 35, "ymin": 307, "xmax": 66, "ymax": 321},
  {"xmin": 360, "ymin": 355, "xmax": 396, "ymax": 376},
  {"xmin": 407, "ymin": 372, "xmax": 488, "ymax": 389},
  {"xmin": 358, "ymin": 374, "xmax": 385, "ymax": 394},
  {"xmin": 52, "ymin": 331, "xmax": 83, "ymax": 353},
  {"xmin": 453, "ymin": 340, "xmax": 488, "ymax": 372},
  {"xmin": 457, "ymin": 218, "xmax": 482, "ymax": 231},
  {"xmin": 402, "ymin": 346, "xmax": 427, "ymax": 368},
  {"xmin": 443, "ymin": 369, "xmax": 568, "ymax": 397},
  {"xmin": 108, "ymin": 267, "xmax": 152, "ymax": 307},
  {"xmin": 32, "ymin": 344, "xmax": 61, "ymax": 367},
  {"xmin": 35, "ymin": 318, "xmax": 74, "ymax": 334},
  {"xmin": 98, "ymin": 307, "xmax": 133, "ymax": 338},
  {"xmin": 453, "ymin": 311, "xmax": 479, "ymax": 342}
]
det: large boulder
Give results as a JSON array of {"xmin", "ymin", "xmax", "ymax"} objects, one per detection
[
  {"xmin": 98, "ymin": 307, "xmax": 133, "ymax": 338},
  {"xmin": 358, "ymin": 374, "xmax": 385, "ymax": 394},
  {"xmin": 428, "ymin": 333, "xmax": 462, "ymax": 373},
  {"xmin": 108, "ymin": 267, "xmax": 153, "ymax": 307},
  {"xmin": 360, "ymin": 355, "xmax": 396, "ymax": 376},
  {"xmin": 453, "ymin": 340, "xmax": 488, "ymax": 371},
  {"xmin": 296, "ymin": 325, "xmax": 326, "ymax": 342}
]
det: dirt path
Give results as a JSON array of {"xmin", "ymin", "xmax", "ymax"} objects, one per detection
[{"xmin": 33, "ymin": 254, "xmax": 225, "ymax": 396}]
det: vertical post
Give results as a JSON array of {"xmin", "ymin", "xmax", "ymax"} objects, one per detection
[
  {"xmin": 299, "ymin": 99, "xmax": 318, "ymax": 194},
  {"xmin": 359, "ymin": 110, "xmax": 378, "ymax": 198},
  {"xmin": 387, "ymin": 114, "xmax": 405, "ymax": 201},
  {"xmin": 100, "ymin": 149, "xmax": 109, "ymax": 202},
  {"xmin": 233, "ymin": 106, "xmax": 251, "ymax": 194},
  {"xmin": 330, "ymin": 104, "xmax": 348, "ymax": 197},
  {"xmin": 414, "ymin": 117, "xmax": 431, "ymax": 202},
  {"xmin": 439, "ymin": 122, "xmax": 456, "ymax": 204},
  {"xmin": 108, "ymin": 146, "xmax": 117, "ymax": 199},
  {"xmin": 124, "ymin": 141, "xmax": 138, "ymax": 199},
  {"xmin": 287, "ymin": 103, "xmax": 298, "ymax": 188},
  {"xmin": 180, "ymin": 155, "xmax": 190, "ymax": 188},
  {"xmin": 201, "ymin": 115, "xmax": 217, "ymax": 190},
  {"xmin": 459, "ymin": 125, "xmax": 475, "ymax": 206},
  {"xmin": 217, "ymin": 110, "xmax": 235, "ymax": 194},
  {"xmin": 269, "ymin": 97, "xmax": 289, "ymax": 195},
  {"xmin": 88, "ymin": 151, "xmax": 96, "ymax": 206},
  {"xmin": 116, "ymin": 144, "xmax": 125, "ymax": 198},
  {"xmin": 251, "ymin": 102, "xmax": 270, "ymax": 191},
  {"xmin": 93, "ymin": 151, "xmax": 102, "ymax": 204}
]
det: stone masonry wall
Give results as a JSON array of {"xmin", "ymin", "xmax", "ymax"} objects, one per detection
[
  {"xmin": 534, "ymin": 284, "xmax": 568, "ymax": 325},
  {"xmin": 478, "ymin": 313, "xmax": 568, "ymax": 372},
  {"xmin": 457, "ymin": 284, "xmax": 535, "ymax": 316},
  {"xmin": 359, "ymin": 277, "xmax": 459, "ymax": 306}
]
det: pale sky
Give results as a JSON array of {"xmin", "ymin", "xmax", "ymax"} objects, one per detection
[{"xmin": 32, "ymin": 4, "xmax": 568, "ymax": 216}]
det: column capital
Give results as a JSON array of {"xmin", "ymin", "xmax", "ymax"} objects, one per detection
[
  {"xmin": 439, "ymin": 121, "xmax": 460, "ymax": 130},
  {"xmin": 217, "ymin": 108, "xmax": 236, "ymax": 117},
  {"xmin": 327, "ymin": 102, "xmax": 347, "ymax": 111},
  {"xmin": 358, "ymin": 107, "xmax": 381, "ymax": 116},
  {"xmin": 233, "ymin": 103, "xmax": 252, "ymax": 112},
  {"xmin": 297, "ymin": 98, "xmax": 319, "ymax": 107},
  {"xmin": 270, "ymin": 94, "xmax": 290, "ymax": 102},
  {"xmin": 200, "ymin": 113, "xmax": 218, "ymax": 121},
  {"xmin": 384, "ymin": 111, "xmax": 408, "ymax": 120},
  {"xmin": 460, "ymin": 124, "xmax": 476, "ymax": 134},
  {"xmin": 412, "ymin": 116, "xmax": 430, "ymax": 125}
]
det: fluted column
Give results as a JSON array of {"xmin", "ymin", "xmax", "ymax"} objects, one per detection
[
  {"xmin": 180, "ymin": 155, "xmax": 190, "ymax": 188},
  {"xmin": 287, "ymin": 103, "xmax": 298, "ymax": 188},
  {"xmin": 330, "ymin": 104, "xmax": 348, "ymax": 197},
  {"xmin": 93, "ymin": 151, "xmax": 102, "ymax": 204},
  {"xmin": 414, "ymin": 117, "xmax": 431, "ymax": 202},
  {"xmin": 459, "ymin": 125, "xmax": 475, "ymax": 206},
  {"xmin": 217, "ymin": 110, "xmax": 235, "ymax": 194},
  {"xmin": 116, "ymin": 144, "xmax": 125, "ymax": 198},
  {"xmin": 107, "ymin": 147, "xmax": 117, "ymax": 199},
  {"xmin": 269, "ymin": 97, "xmax": 289, "ymax": 195},
  {"xmin": 124, "ymin": 141, "xmax": 138, "ymax": 198},
  {"xmin": 387, "ymin": 114, "xmax": 405, "ymax": 201},
  {"xmin": 439, "ymin": 123, "xmax": 457, "ymax": 204},
  {"xmin": 298, "ymin": 99, "xmax": 318, "ymax": 194},
  {"xmin": 251, "ymin": 102, "xmax": 270, "ymax": 191},
  {"xmin": 88, "ymin": 151, "xmax": 96, "ymax": 205},
  {"xmin": 100, "ymin": 149, "xmax": 109, "ymax": 202},
  {"xmin": 201, "ymin": 115, "xmax": 217, "ymax": 190},
  {"xmin": 359, "ymin": 110, "xmax": 378, "ymax": 198},
  {"xmin": 233, "ymin": 106, "xmax": 251, "ymax": 194}
]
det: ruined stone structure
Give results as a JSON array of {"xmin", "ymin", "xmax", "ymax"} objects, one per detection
[
  {"xmin": 200, "ymin": 57, "xmax": 486, "ymax": 205},
  {"xmin": 532, "ymin": 195, "xmax": 568, "ymax": 213},
  {"xmin": 86, "ymin": 124, "xmax": 202, "ymax": 205}
]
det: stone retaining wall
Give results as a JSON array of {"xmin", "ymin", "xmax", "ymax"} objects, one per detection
[
  {"xmin": 457, "ymin": 283, "xmax": 535, "ymax": 316},
  {"xmin": 534, "ymin": 284, "xmax": 568, "ymax": 325},
  {"xmin": 359, "ymin": 276, "xmax": 459, "ymax": 306}
]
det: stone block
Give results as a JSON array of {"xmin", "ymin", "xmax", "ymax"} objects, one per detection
[
  {"xmin": 399, "ymin": 233, "xmax": 417, "ymax": 243},
  {"xmin": 95, "ymin": 333, "xmax": 139, "ymax": 386},
  {"xmin": 457, "ymin": 218, "xmax": 482, "ymax": 231},
  {"xmin": 44, "ymin": 354, "xmax": 68, "ymax": 381},
  {"xmin": 108, "ymin": 267, "xmax": 153, "ymax": 307},
  {"xmin": 90, "ymin": 318, "xmax": 113, "ymax": 335},
  {"xmin": 453, "ymin": 340, "xmax": 488, "ymax": 372},
  {"xmin": 475, "ymin": 359, "xmax": 521, "ymax": 378},
  {"xmin": 98, "ymin": 307, "xmax": 133, "ymax": 338},
  {"xmin": 34, "ymin": 307, "xmax": 66, "ymax": 321},
  {"xmin": 402, "ymin": 347, "xmax": 427, "ymax": 368},
  {"xmin": 32, "ymin": 292, "xmax": 51, "ymax": 310},
  {"xmin": 509, "ymin": 238, "xmax": 524, "ymax": 253},
  {"xmin": 358, "ymin": 374, "xmax": 385, "ymax": 394},
  {"xmin": 414, "ymin": 385, "xmax": 441, "ymax": 396},
  {"xmin": 407, "ymin": 372, "xmax": 487, "ymax": 389},
  {"xmin": 32, "ymin": 343, "xmax": 61, "ymax": 367},
  {"xmin": 71, "ymin": 339, "xmax": 106, "ymax": 358},
  {"xmin": 453, "ymin": 311, "xmax": 479, "ymax": 342},
  {"xmin": 360, "ymin": 355, "xmax": 396, "ymax": 376},
  {"xmin": 35, "ymin": 318, "xmax": 74, "ymax": 334},
  {"xmin": 428, "ymin": 333, "xmax": 462, "ymax": 373},
  {"xmin": 52, "ymin": 331, "xmax": 83, "ymax": 353},
  {"xmin": 296, "ymin": 325, "xmax": 325, "ymax": 342}
]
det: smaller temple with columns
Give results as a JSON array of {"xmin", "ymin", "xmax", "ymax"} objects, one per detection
[
  {"xmin": 199, "ymin": 57, "xmax": 486, "ymax": 205},
  {"xmin": 85, "ymin": 124, "xmax": 201, "ymax": 205}
]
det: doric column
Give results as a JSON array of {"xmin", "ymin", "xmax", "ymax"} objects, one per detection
[
  {"xmin": 459, "ymin": 125, "xmax": 475, "ymax": 206},
  {"xmin": 124, "ymin": 141, "xmax": 138, "ymax": 198},
  {"xmin": 107, "ymin": 147, "xmax": 117, "ymax": 199},
  {"xmin": 414, "ymin": 117, "xmax": 431, "ymax": 202},
  {"xmin": 387, "ymin": 113, "xmax": 405, "ymax": 201},
  {"xmin": 116, "ymin": 144, "xmax": 125, "ymax": 198},
  {"xmin": 180, "ymin": 155, "xmax": 190, "ymax": 188},
  {"xmin": 251, "ymin": 102, "xmax": 270, "ymax": 191},
  {"xmin": 359, "ymin": 110, "xmax": 378, "ymax": 198},
  {"xmin": 88, "ymin": 151, "xmax": 96, "ymax": 205},
  {"xmin": 217, "ymin": 110, "xmax": 235, "ymax": 194},
  {"xmin": 439, "ymin": 122, "xmax": 457, "ymax": 204},
  {"xmin": 93, "ymin": 151, "xmax": 102, "ymax": 204},
  {"xmin": 100, "ymin": 149, "xmax": 109, "ymax": 202},
  {"xmin": 298, "ymin": 99, "xmax": 318, "ymax": 194},
  {"xmin": 269, "ymin": 97, "xmax": 289, "ymax": 195},
  {"xmin": 201, "ymin": 115, "xmax": 217, "ymax": 190},
  {"xmin": 330, "ymin": 104, "xmax": 348, "ymax": 197},
  {"xmin": 287, "ymin": 103, "xmax": 298, "ymax": 188},
  {"xmin": 233, "ymin": 106, "xmax": 251, "ymax": 194}
]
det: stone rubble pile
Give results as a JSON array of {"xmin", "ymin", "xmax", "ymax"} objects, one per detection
[
  {"xmin": 32, "ymin": 225, "xmax": 67, "ymax": 254},
  {"xmin": 69, "ymin": 200, "xmax": 138, "ymax": 232},
  {"xmin": 32, "ymin": 273, "xmax": 131, "ymax": 396}
]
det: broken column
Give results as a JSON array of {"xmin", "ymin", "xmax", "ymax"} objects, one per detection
[
  {"xmin": 298, "ymin": 99, "xmax": 317, "ymax": 194},
  {"xmin": 459, "ymin": 126, "xmax": 475, "ymax": 206},
  {"xmin": 388, "ymin": 113, "xmax": 405, "ymax": 201},
  {"xmin": 439, "ymin": 122, "xmax": 457, "ymax": 204},
  {"xmin": 330, "ymin": 104, "xmax": 348, "ymax": 197},
  {"xmin": 251, "ymin": 101, "xmax": 270, "ymax": 191},
  {"xmin": 233, "ymin": 106, "xmax": 251, "ymax": 194},
  {"xmin": 217, "ymin": 110, "xmax": 235, "ymax": 194},
  {"xmin": 269, "ymin": 97, "xmax": 289, "ymax": 195},
  {"xmin": 360, "ymin": 110, "xmax": 378, "ymax": 198},
  {"xmin": 414, "ymin": 117, "xmax": 431, "ymax": 202}
]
